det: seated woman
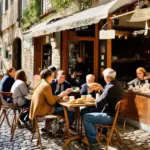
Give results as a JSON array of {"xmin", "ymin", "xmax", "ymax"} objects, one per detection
[
  {"xmin": 29, "ymin": 69, "xmax": 67, "ymax": 133},
  {"xmin": 128, "ymin": 67, "xmax": 150, "ymax": 87},
  {"xmin": 11, "ymin": 70, "xmax": 31, "ymax": 124},
  {"xmin": 0, "ymin": 67, "xmax": 16, "ymax": 103},
  {"xmin": 11, "ymin": 70, "xmax": 30, "ymax": 107}
]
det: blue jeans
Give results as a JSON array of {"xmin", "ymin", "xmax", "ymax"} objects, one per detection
[
  {"xmin": 83, "ymin": 113, "xmax": 113, "ymax": 143},
  {"xmin": 53, "ymin": 106, "xmax": 75, "ymax": 126},
  {"xmin": 80, "ymin": 106, "xmax": 101, "ymax": 117}
]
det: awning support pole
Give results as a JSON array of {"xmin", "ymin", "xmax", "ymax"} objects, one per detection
[{"xmin": 110, "ymin": 10, "xmax": 137, "ymax": 20}]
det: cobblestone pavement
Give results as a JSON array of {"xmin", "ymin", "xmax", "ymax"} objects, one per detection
[{"xmin": 0, "ymin": 114, "xmax": 150, "ymax": 150}]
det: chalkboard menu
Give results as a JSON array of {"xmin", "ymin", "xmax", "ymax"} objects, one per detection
[{"xmin": 42, "ymin": 44, "xmax": 52, "ymax": 69}]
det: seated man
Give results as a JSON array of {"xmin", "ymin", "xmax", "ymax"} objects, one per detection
[
  {"xmin": 82, "ymin": 68, "xmax": 124, "ymax": 150},
  {"xmin": 0, "ymin": 67, "xmax": 16, "ymax": 103},
  {"xmin": 80, "ymin": 74, "xmax": 103, "ymax": 116},
  {"xmin": 51, "ymin": 70, "xmax": 71, "ymax": 95},
  {"xmin": 51, "ymin": 70, "xmax": 75, "ymax": 127},
  {"xmin": 80, "ymin": 74, "xmax": 97, "ymax": 98}
]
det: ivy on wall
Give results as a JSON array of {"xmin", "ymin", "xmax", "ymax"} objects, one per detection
[
  {"xmin": 49, "ymin": 0, "xmax": 72, "ymax": 11},
  {"xmin": 22, "ymin": 0, "xmax": 92, "ymax": 30},
  {"xmin": 21, "ymin": 0, "xmax": 41, "ymax": 30},
  {"xmin": 49, "ymin": 0, "xmax": 92, "ymax": 11}
]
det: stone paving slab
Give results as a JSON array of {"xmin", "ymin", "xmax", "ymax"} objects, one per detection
[{"xmin": 0, "ymin": 113, "xmax": 150, "ymax": 150}]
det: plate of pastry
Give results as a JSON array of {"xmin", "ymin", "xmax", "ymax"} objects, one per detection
[
  {"xmin": 85, "ymin": 97, "xmax": 95, "ymax": 103},
  {"xmin": 88, "ymin": 82, "xmax": 99, "ymax": 87},
  {"xmin": 69, "ymin": 99, "xmax": 76, "ymax": 104},
  {"xmin": 76, "ymin": 98, "xmax": 85, "ymax": 104}
]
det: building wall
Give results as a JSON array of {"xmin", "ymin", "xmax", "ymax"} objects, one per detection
[
  {"xmin": 51, "ymin": 32, "xmax": 61, "ymax": 70},
  {"xmin": 2, "ymin": 25, "xmax": 23, "ymax": 71},
  {"xmin": 1, "ymin": 0, "xmax": 23, "ymax": 73},
  {"xmin": 2, "ymin": 0, "xmax": 19, "ymax": 30},
  {"xmin": 22, "ymin": 0, "xmax": 81, "ymax": 78},
  {"xmin": 22, "ymin": 37, "xmax": 34, "ymax": 84}
]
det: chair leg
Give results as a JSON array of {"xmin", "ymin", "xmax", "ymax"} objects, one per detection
[
  {"xmin": 35, "ymin": 119, "xmax": 43, "ymax": 150},
  {"xmin": 5, "ymin": 110, "xmax": 11, "ymax": 127},
  {"xmin": 0, "ymin": 108, "xmax": 3, "ymax": 120},
  {"xmin": 106, "ymin": 128, "xmax": 115, "ymax": 150},
  {"xmin": 114, "ymin": 128, "xmax": 121, "ymax": 144},
  {"xmin": 0, "ymin": 109, "xmax": 6, "ymax": 127},
  {"xmin": 10, "ymin": 110, "xmax": 23, "ymax": 141},
  {"xmin": 97, "ymin": 127, "xmax": 103, "ymax": 144},
  {"xmin": 122, "ymin": 117, "xmax": 127, "ymax": 134},
  {"xmin": 31, "ymin": 119, "xmax": 36, "ymax": 142},
  {"xmin": 10, "ymin": 111, "xmax": 17, "ymax": 135},
  {"xmin": 10, "ymin": 115, "xmax": 19, "ymax": 141}
]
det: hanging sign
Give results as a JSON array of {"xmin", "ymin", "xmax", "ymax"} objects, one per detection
[{"xmin": 99, "ymin": 30, "xmax": 116, "ymax": 39}]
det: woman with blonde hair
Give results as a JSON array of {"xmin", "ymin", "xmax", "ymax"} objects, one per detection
[{"xmin": 128, "ymin": 67, "xmax": 149, "ymax": 87}]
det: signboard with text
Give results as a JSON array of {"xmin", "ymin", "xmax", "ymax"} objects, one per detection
[{"xmin": 99, "ymin": 30, "xmax": 115, "ymax": 39}]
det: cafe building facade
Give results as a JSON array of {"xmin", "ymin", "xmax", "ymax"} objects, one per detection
[
  {"xmin": 24, "ymin": 0, "xmax": 136, "ymax": 81},
  {"xmin": 23, "ymin": 0, "xmax": 150, "ymax": 131}
]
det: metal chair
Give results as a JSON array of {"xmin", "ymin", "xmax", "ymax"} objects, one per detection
[{"xmin": 95, "ymin": 100, "xmax": 125, "ymax": 150}]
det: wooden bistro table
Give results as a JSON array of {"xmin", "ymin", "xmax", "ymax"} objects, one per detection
[{"xmin": 58, "ymin": 100, "xmax": 96, "ymax": 149}]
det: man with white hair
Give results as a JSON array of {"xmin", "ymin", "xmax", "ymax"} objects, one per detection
[
  {"xmin": 83, "ymin": 68, "xmax": 124, "ymax": 150},
  {"xmin": 80, "ymin": 74, "xmax": 96, "ymax": 97}
]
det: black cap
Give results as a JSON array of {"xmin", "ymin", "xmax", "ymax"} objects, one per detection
[{"xmin": 48, "ymin": 65, "xmax": 57, "ymax": 72}]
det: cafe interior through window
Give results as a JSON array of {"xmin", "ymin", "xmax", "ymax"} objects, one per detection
[{"xmin": 68, "ymin": 41, "xmax": 94, "ymax": 75}]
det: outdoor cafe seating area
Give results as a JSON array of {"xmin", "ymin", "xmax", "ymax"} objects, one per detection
[
  {"xmin": 1, "ymin": 70, "xmax": 150, "ymax": 150},
  {"xmin": 0, "ymin": 85, "xmax": 125, "ymax": 150}
]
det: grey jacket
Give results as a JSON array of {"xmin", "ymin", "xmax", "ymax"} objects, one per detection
[
  {"xmin": 128, "ymin": 78, "xmax": 149, "ymax": 87},
  {"xmin": 11, "ymin": 80, "xmax": 28, "ymax": 106}
]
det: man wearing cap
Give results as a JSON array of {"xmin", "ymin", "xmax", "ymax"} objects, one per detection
[{"xmin": 82, "ymin": 68, "xmax": 124, "ymax": 150}]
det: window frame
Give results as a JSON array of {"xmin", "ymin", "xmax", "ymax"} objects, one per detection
[
  {"xmin": 22, "ymin": 0, "xmax": 27, "ymax": 11},
  {"xmin": 41, "ymin": 0, "xmax": 52, "ymax": 15},
  {"xmin": 5, "ymin": 0, "xmax": 9, "ymax": 12}
]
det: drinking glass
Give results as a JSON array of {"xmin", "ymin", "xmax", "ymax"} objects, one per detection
[
  {"xmin": 87, "ymin": 94, "xmax": 92, "ymax": 98},
  {"xmin": 70, "ymin": 96, "xmax": 75, "ymax": 100}
]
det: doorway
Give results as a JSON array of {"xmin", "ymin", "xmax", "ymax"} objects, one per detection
[{"xmin": 13, "ymin": 38, "xmax": 22, "ymax": 70}]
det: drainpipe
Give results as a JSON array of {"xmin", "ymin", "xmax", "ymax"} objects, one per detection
[{"xmin": 17, "ymin": 0, "xmax": 22, "ymax": 27}]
